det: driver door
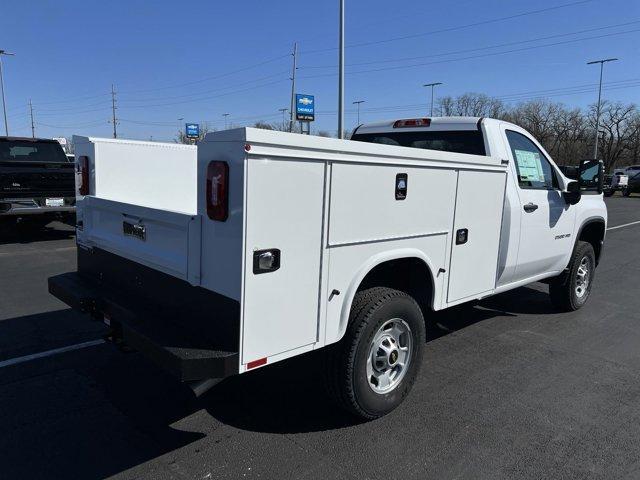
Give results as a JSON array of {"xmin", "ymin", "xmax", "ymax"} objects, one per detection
[{"xmin": 502, "ymin": 127, "xmax": 577, "ymax": 282}]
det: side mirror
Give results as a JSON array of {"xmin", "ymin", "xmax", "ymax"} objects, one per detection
[
  {"xmin": 563, "ymin": 180, "xmax": 581, "ymax": 205},
  {"xmin": 578, "ymin": 159, "xmax": 604, "ymax": 194}
]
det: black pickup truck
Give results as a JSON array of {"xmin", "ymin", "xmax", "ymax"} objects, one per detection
[{"xmin": 0, "ymin": 137, "xmax": 75, "ymax": 226}]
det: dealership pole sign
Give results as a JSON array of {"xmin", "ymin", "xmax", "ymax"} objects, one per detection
[
  {"xmin": 295, "ymin": 94, "xmax": 315, "ymax": 122},
  {"xmin": 185, "ymin": 123, "xmax": 200, "ymax": 139}
]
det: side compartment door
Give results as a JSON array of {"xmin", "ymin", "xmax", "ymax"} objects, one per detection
[
  {"xmin": 447, "ymin": 170, "xmax": 506, "ymax": 303},
  {"xmin": 241, "ymin": 159, "xmax": 326, "ymax": 364}
]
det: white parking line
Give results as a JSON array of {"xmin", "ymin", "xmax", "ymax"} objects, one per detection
[
  {"xmin": 607, "ymin": 220, "xmax": 640, "ymax": 231},
  {"xmin": 0, "ymin": 339, "xmax": 105, "ymax": 369}
]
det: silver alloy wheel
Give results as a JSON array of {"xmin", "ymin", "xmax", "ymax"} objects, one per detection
[
  {"xmin": 366, "ymin": 318, "xmax": 413, "ymax": 394},
  {"xmin": 575, "ymin": 256, "xmax": 591, "ymax": 299}
]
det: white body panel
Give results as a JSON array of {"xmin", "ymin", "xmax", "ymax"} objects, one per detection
[
  {"xmin": 447, "ymin": 170, "xmax": 506, "ymax": 303},
  {"xmin": 80, "ymin": 196, "xmax": 201, "ymax": 284},
  {"xmin": 242, "ymin": 159, "xmax": 325, "ymax": 362},
  {"xmin": 328, "ymin": 163, "xmax": 456, "ymax": 245},
  {"xmin": 73, "ymin": 136, "xmax": 197, "ymax": 214},
  {"xmin": 76, "ymin": 121, "xmax": 606, "ymax": 375}
]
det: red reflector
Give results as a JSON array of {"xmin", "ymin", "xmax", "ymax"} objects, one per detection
[
  {"xmin": 206, "ymin": 161, "xmax": 229, "ymax": 221},
  {"xmin": 393, "ymin": 118, "xmax": 431, "ymax": 128},
  {"xmin": 77, "ymin": 155, "xmax": 90, "ymax": 196},
  {"xmin": 247, "ymin": 357, "xmax": 267, "ymax": 369}
]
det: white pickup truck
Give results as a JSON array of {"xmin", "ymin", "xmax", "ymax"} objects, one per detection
[{"xmin": 49, "ymin": 117, "xmax": 607, "ymax": 419}]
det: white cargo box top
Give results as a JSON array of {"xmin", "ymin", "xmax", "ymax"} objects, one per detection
[{"xmin": 73, "ymin": 136, "xmax": 197, "ymax": 214}]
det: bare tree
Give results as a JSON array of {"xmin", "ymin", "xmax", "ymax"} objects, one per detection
[
  {"xmin": 252, "ymin": 121, "xmax": 275, "ymax": 130},
  {"xmin": 592, "ymin": 101, "xmax": 638, "ymax": 170},
  {"xmin": 437, "ymin": 93, "xmax": 506, "ymax": 118}
]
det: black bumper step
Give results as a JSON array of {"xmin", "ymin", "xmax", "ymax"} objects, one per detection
[{"xmin": 49, "ymin": 272, "xmax": 239, "ymax": 382}]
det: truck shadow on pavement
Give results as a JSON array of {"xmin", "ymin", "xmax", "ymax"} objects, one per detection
[
  {"xmin": 202, "ymin": 285, "xmax": 555, "ymax": 434},
  {"xmin": 0, "ymin": 285, "xmax": 557, "ymax": 479},
  {"xmin": 0, "ymin": 220, "xmax": 75, "ymax": 245}
]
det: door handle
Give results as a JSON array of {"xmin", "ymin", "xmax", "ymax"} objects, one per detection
[{"xmin": 523, "ymin": 202, "xmax": 538, "ymax": 213}]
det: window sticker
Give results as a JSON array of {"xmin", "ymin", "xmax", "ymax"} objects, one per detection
[{"xmin": 514, "ymin": 149, "xmax": 544, "ymax": 183}]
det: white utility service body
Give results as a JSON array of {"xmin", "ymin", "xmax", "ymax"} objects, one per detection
[
  {"xmin": 72, "ymin": 136, "xmax": 197, "ymax": 213},
  {"xmin": 51, "ymin": 118, "xmax": 607, "ymax": 418}
]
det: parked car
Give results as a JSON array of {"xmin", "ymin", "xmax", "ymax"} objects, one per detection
[
  {"xmin": 49, "ymin": 117, "xmax": 606, "ymax": 419},
  {"xmin": 0, "ymin": 137, "xmax": 76, "ymax": 227},
  {"xmin": 603, "ymin": 171, "xmax": 629, "ymax": 197},
  {"xmin": 622, "ymin": 170, "xmax": 640, "ymax": 196}
]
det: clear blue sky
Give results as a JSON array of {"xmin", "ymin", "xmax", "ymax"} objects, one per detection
[{"xmin": 1, "ymin": 0, "xmax": 639, "ymax": 141}]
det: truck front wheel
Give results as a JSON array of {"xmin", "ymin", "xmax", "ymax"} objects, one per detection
[
  {"xmin": 325, "ymin": 287, "xmax": 425, "ymax": 419},
  {"xmin": 549, "ymin": 241, "xmax": 596, "ymax": 311}
]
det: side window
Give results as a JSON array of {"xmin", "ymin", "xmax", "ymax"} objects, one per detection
[{"xmin": 506, "ymin": 130, "xmax": 557, "ymax": 190}]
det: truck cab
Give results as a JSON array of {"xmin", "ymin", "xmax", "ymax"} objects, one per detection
[{"xmin": 351, "ymin": 117, "xmax": 607, "ymax": 296}]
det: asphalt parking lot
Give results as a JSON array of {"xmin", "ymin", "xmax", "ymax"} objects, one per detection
[{"xmin": 1, "ymin": 196, "xmax": 639, "ymax": 480}]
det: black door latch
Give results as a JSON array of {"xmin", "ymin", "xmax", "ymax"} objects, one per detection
[
  {"xmin": 456, "ymin": 228, "xmax": 468, "ymax": 245},
  {"xmin": 253, "ymin": 249, "xmax": 281, "ymax": 274}
]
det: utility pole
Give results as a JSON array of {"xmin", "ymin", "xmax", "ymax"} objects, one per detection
[
  {"xmin": 110, "ymin": 84, "xmax": 118, "ymax": 138},
  {"xmin": 423, "ymin": 82, "xmax": 443, "ymax": 117},
  {"xmin": 28, "ymin": 99, "xmax": 35, "ymax": 138},
  {"xmin": 0, "ymin": 49, "xmax": 15, "ymax": 137},
  {"xmin": 352, "ymin": 100, "xmax": 364, "ymax": 125},
  {"xmin": 587, "ymin": 58, "xmax": 618, "ymax": 159},
  {"xmin": 278, "ymin": 108, "xmax": 288, "ymax": 130},
  {"xmin": 289, "ymin": 42, "xmax": 298, "ymax": 133},
  {"xmin": 223, "ymin": 113, "xmax": 230, "ymax": 129},
  {"xmin": 338, "ymin": 0, "xmax": 345, "ymax": 139}
]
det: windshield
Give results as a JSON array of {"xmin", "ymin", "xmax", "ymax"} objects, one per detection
[
  {"xmin": 0, "ymin": 140, "xmax": 68, "ymax": 163},
  {"xmin": 350, "ymin": 130, "xmax": 486, "ymax": 156}
]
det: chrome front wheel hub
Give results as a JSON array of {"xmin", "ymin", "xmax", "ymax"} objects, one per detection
[
  {"xmin": 366, "ymin": 318, "xmax": 413, "ymax": 394},
  {"xmin": 575, "ymin": 256, "xmax": 591, "ymax": 299}
]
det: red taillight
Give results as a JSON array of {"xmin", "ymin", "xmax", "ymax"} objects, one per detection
[
  {"xmin": 206, "ymin": 161, "xmax": 229, "ymax": 221},
  {"xmin": 77, "ymin": 155, "xmax": 89, "ymax": 196},
  {"xmin": 393, "ymin": 118, "xmax": 431, "ymax": 128}
]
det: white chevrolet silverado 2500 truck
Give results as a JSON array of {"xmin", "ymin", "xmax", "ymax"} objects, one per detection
[{"xmin": 49, "ymin": 117, "xmax": 607, "ymax": 419}]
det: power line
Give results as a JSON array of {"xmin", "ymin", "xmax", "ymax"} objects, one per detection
[
  {"xmin": 299, "ymin": 0, "xmax": 594, "ymax": 54},
  {"xmin": 300, "ymin": 20, "xmax": 640, "ymax": 70},
  {"xmin": 117, "ymin": 53, "xmax": 290, "ymax": 95},
  {"xmin": 117, "ymin": 71, "xmax": 289, "ymax": 106},
  {"xmin": 299, "ymin": 28, "xmax": 640, "ymax": 79},
  {"xmin": 117, "ymin": 78, "xmax": 289, "ymax": 109}
]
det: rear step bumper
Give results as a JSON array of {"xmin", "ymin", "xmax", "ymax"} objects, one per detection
[{"xmin": 48, "ymin": 272, "xmax": 239, "ymax": 382}]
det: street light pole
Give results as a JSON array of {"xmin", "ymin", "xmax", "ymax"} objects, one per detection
[
  {"xmin": 352, "ymin": 100, "xmax": 364, "ymax": 125},
  {"xmin": 423, "ymin": 82, "xmax": 443, "ymax": 117},
  {"xmin": 338, "ymin": 0, "xmax": 345, "ymax": 139},
  {"xmin": 587, "ymin": 58, "xmax": 618, "ymax": 159},
  {"xmin": 278, "ymin": 108, "xmax": 288, "ymax": 130},
  {"xmin": 222, "ymin": 113, "xmax": 230, "ymax": 130},
  {"xmin": 0, "ymin": 50, "xmax": 15, "ymax": 137}
]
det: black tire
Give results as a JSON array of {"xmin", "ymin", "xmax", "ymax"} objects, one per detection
[
  {"xmin": 603, "ymin": 189, "xmax": 614, "ymax": 197},
  {"xmin": 549, "ymin": 241, "xmax": 596, "ymax": 311},
  {"xmin": 622, "ymin": 187, "xmax": 631, "ymax": 197},
  {"xmin": 324, "ymin": 287, "xmax": 425, "ymax": 419}
]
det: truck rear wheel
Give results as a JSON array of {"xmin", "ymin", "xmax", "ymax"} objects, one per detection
[
  {"xmin": 325, "ymin": 287, "xmax": 425, "ymax": 419},
  {"xmin": 549, "ymin": 241, "xmax": 596, "ymax": 311},
  {"xmin": 622, "ymin": 187, "xmax": 631, "ymax": 197}
]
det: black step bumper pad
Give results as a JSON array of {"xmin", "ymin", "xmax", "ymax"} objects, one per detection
[{"xmin": 48, "ymin": 272, "xmax": 239, "ymax": 382}]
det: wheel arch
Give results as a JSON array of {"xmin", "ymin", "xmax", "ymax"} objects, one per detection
[
  {"xmin": 576, "ymin": 217, "xmax": 606, "ymax": 265},
  {"xmin": 334, "ymin": 249, "xmax": 438, "ymax": 344}
]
